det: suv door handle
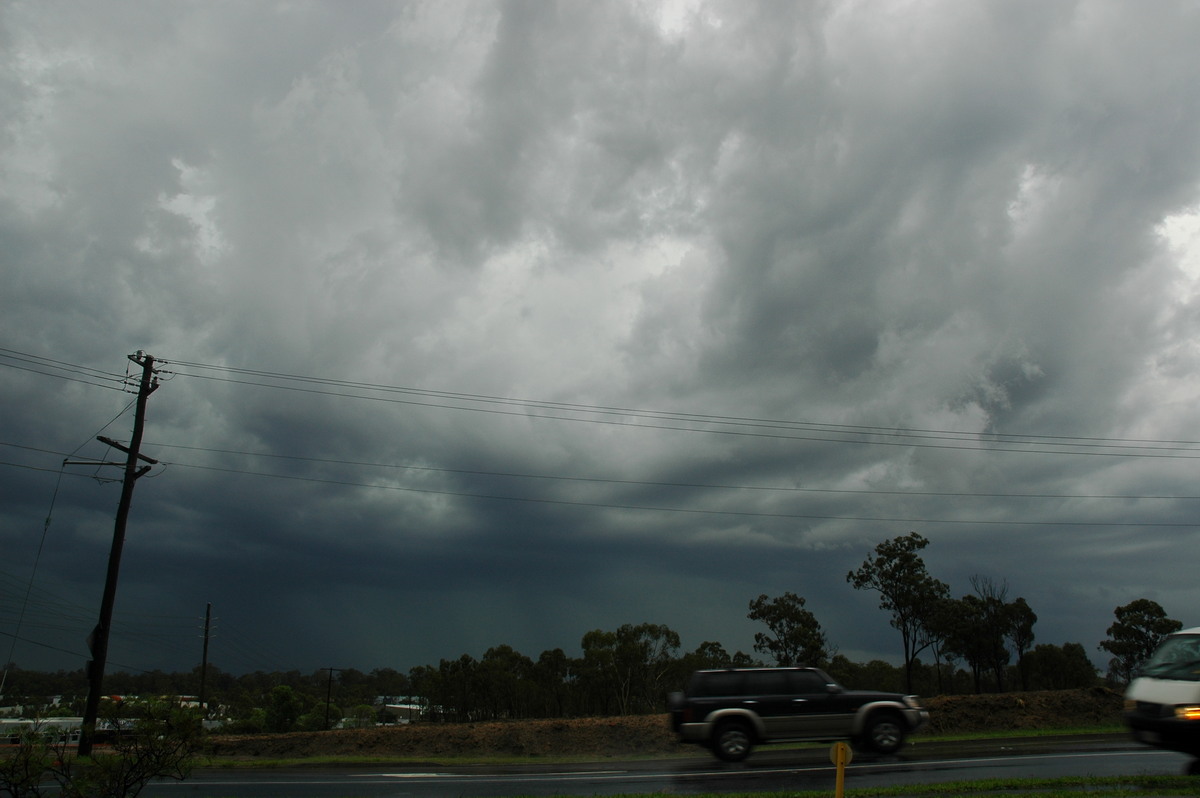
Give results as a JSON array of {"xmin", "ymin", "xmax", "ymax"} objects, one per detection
[{"xmin": 792, "ymin": 698, "xmax": 808, "ymax": 703}]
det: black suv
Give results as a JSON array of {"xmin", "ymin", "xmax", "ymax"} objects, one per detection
[{"xmin": 668, "ymin": 667, "xmax": 928, "ymax": 761}]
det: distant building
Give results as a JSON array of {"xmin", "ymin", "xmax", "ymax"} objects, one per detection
[{"xmin": 382, "ymin": 704, "xmax": 422, "ymax": 723}]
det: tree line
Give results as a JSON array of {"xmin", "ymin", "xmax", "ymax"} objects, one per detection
[
  {"xmin": 2, "ymin": 533, "xmax": 1185, "ymax": 728},
  {"xmin": 844, "ymin": 533, "xmax": 1183, "ymax": 694}
]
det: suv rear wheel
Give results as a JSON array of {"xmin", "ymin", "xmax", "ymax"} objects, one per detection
[
  {"xmin": 859, "ymin": 712, "xmax": 906, "ymax": 754},
  {"xmin": 712, "ymin": 719, "xmax": 754, "ymax": 762}
]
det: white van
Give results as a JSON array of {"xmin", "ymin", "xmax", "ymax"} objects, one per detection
[{"xmin": 1123, "ymin": 626, "xmax": 1200, "ymax": 757}]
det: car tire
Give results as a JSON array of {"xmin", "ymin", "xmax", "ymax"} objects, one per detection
[
  {"xmin": 712, "ymin": 719, "xmax": 754, "ymax": 762},
  {"xmin": 860, "ymin": 712, "xmax": 906, "ymax": 754}
]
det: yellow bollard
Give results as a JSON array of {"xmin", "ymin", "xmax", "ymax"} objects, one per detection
[{"xmin": 829, "ymin": 741, "xmax": 853, "ymax": 798}]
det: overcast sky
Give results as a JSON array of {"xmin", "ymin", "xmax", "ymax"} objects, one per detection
[{"xmin": 4, "ymin": 0, "xmax": 1200, "ymax": 683}]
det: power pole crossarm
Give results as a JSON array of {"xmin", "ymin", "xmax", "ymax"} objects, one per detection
[{"xmin": 96, "ymin": 436, "xmax": 160, "ymax": 464}]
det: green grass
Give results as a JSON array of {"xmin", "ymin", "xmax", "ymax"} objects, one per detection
[
  {"xmin": 602, "ymin": 778, "xmax": 1200, "ymax": 797},
  {"xmin": 197, "ymin": 752, "xmax": 591, "ymax": 768},
  {"xmin": 191, "ymin": 777, "xmax": 1200, "ymax": 797},
  {"xmin": 916, "ymin": 724, "xmax": 1124, "ymax": 741},
  {"xmin": 745, "ymin": 724, "xmax": 1126, "ymax": 755}
]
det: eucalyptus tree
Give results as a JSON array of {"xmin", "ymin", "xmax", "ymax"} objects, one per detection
[
  {"xmin": 747, "ymin": 592, "xmax": 829, "ymax": 667},
  {"xmin": 968, "ymin": 576, "xmax": 1016, "ymax": 692},
  {"xmin": 847, "ymin": 532, "xmax": 949, "ymax": 692},
  {"xmin": 533, "ymin": 647, "xmax": 573, "ymax": 717},
  {"xmin": 1099, "ymin": 599, "xmax": 1182, "ymax": 684},
  {"xmin": 1023, "ymin": 643, "xmax": 1098, "ymax": 690},
  {"xmin": 478, "ymin": 644, "xmax": 537, "ymax": 719},
  {"xmin": 1007, "ymin": 596, "xmax": 1038, "ymax": 690},
  {"xmin": 579, "ymin": 622, "xmax": 681, "ymax": 715}
]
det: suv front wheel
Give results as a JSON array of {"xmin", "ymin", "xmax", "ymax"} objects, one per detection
[
  {"xmin": 712, "ymin": 719, "xmax": 754, "ymax": 762},
  {"xmin": 858, "ymin": 712, "xmax": 906, "ymax": 754}
]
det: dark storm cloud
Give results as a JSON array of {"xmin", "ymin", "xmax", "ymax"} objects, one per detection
[{"xmin": 4, "ymin": 0, "xmax": 1200, "ymax": 678}]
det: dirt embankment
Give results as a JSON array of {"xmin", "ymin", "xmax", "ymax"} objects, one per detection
[
  {"xmin": 205, "ymin": 687, "xmax": 1125, "ymax": 761},
  {"xmin": 922, "ymin": 686, "xmax": 1123, "ymax": 735},
  {"xmin": 207, "ymin": 714, "xmax": 679, "ymax": 760}
]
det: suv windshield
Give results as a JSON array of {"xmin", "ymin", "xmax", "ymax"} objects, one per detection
[{"xmin": 1140, "ymin": 634, "xmax": 1200, "ymax": 681}]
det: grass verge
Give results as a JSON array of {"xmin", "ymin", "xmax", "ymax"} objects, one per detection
[
  {"xmin": 920, "ymin": 724, "xmax": 1123, "ymax": 742},
  {"xmin": 616, "ymin": 777, "xmax": 1200, "ymax": 797}
]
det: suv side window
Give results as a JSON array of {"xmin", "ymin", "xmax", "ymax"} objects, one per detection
[
  {"xmin": 691, "ymin": 671, "xmax": 745, "ymax": 697},
  {"xmin": 788, "ymin": 669, "xmax": 828, "ymax": 694},
  {"xmin": 745, "ymin": 670, "xmax": 790, "ymax": 695}
]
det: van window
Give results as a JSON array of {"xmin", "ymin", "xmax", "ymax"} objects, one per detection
[{"xmin": 1141, "ymin": 634, "xmax": 1200, "ymax": 682}]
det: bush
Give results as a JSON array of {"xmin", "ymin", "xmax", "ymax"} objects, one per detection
[{"xmin": 0, "ymin": 703, "xmax": 201, "ymax": 798}]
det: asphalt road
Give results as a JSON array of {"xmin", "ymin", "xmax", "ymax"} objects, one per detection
[{"xmin": 143, "ymin": 736, "xmax": 1197, "ymax": 797}]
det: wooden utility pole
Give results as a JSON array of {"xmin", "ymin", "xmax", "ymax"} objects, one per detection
[
  {"xmin": 323, "ymin": 668, "xmax": 343, "ymax": 730},
  {"xmin": 76, "ymin": 351, "xmax": 160, "ymax": 756},
  {"xmin": 199, "ymin": 602, "xmax": 212, "ymax": 718}
]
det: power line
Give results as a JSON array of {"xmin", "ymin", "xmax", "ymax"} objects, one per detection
[
  {"xmin": 5, "ymin": 437, "xmax": 1195, "ymax": 503},
  {"xmin": 0, "ymin": 348, "xmax": 129, "ymax": 392},
  {"xmin": 0, "ymin": 629, "xmax": 86, "ymax": 659},
  {"xmin": 5, "ymin": 437, "xmax": 1200, "ymax": 528},
  {"xmin": 158, "ymin": 359, "xmax": 1200, "ymax": 457},
  {"xmin": 5, "ymin": 348, "xmax": 1200, "ymax": 529},
  {"xmin": 0, "ymin": 571, "xmax": 195, "ymax": 631},
  {"xmin": 148, "ymin": 441, "xmax": 1200, "ymax": 500},
  {"xmin": 156, "ymin": 458, "xmax": 1200, "ymax": 528},
  {"xmin": 7, "ymin": 346, "xmax": 1200, "ymax": 454},
  {"xmin": 0, "ymin": 629, "xmax": 193, "ymax": 677}
]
